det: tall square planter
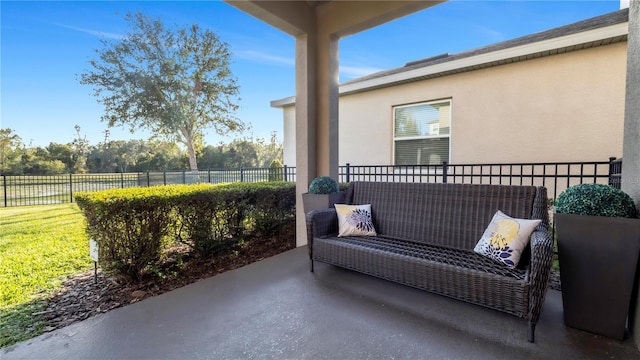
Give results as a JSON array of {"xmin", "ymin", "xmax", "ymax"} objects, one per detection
[
  {"xmin": 555, "ymin": 213, "xmax": 640, "ymax": 340},
  {"xmin": 302, "ymin": 192, "xmax": 345, "ymax": 215}
]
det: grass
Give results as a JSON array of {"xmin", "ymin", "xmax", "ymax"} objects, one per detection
[{"xmin": 0, "ymin": 204, "xmax": 92, "ymax": 348}]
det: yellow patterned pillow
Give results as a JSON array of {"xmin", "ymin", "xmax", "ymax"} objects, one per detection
[
  {"xmin": 335, "ymin": 204, "xmax": 377, "ymax": 237},
  {"xmin": 474, "ymin": 211, "xmax": 541, "ymax": 268}
]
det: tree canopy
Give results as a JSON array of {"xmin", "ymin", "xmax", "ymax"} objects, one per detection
[
  {"xmin": 80, "ymin": 12, "xmax": 243, "ymax": 171},
  {"xmin": 0, "ymin": 127, "xmax": 283, "ymax": 175}
]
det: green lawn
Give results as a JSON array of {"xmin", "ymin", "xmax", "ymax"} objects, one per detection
[{"xmin": 0, "ymin": 204, "xmax": 92, "ymax": 348}]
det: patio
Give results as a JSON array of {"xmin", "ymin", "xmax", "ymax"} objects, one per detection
[{"xmin": 3, "ymin": 246, "xmax": 639, "ymax": 359}]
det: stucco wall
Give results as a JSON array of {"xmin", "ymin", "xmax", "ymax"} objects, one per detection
[
  {"xmin": 279, "ymin": 41, "xmax": 627, "ymax": 166},
  {"xmin": 338, "ymin": 41, "xmax": 627, "ymax": 165},
  {"xmin": 282, "ymin": 104, "xmax": 296, "ymax": 167}
]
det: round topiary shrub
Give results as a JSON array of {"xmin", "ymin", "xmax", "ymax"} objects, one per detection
[
  {"xmin": 555, "ymin": 183, "xmax": 638, "ymax": 218},
  {"xmin": 308, "ymin": 176, "xmax": 339, "ymax": 194}
]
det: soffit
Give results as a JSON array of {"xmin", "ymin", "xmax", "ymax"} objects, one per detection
[{"xmin": 224, "ymin": 1, "xmax": 445, "ymax": 38}]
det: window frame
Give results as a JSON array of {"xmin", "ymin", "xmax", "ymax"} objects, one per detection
[{"xmin": 392, "ymin": 99, "xmax": 452, "ymax": 166}]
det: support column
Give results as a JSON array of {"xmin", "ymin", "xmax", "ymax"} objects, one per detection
[
  {"xmin": 294, "ymin": 22, "xmax": 340, "ymax": 247},
  {"xmin": 295, "ymin": 34, "xmax": 317, "ymax": 248},
  {"xmin": 622, "ymin": 0, "xmax": 640, "ymax": 349},
  {"xmin": 315, "ymin": 32, "xmax": 340, "ymax": 180}
]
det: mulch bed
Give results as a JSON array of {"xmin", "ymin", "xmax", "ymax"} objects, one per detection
[{"xmin": 37, "ymin": 229, "xmax": 295, "ymax": 334}]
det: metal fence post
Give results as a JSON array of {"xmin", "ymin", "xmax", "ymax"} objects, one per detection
[
  {"xmin": 3, "ymin": 175, "xmax": 7, "ymax": 207},
  {"xmin": 284, "ymin": 165, "xmax": 288, "ymax": 182},
  {"xmin": 69, "ymin": 173, "xmax": 74, "ymax": 203},
  {"xmin": 163, "ymin": 171, "xmax": 167, "ymax": 186},
  {"xmin": 120, "ymin": 173, "xmax": 124, "ymax": 188},
  {"xmin": 208, "ymin": 169, "xmax": 211, "ymax": 183},
  {"xmin": 346, "ymin": 163, "xmax": 351, "ymax": 183},
  {"xmin": 147, "ymin": 172, "xmax": 150, "ymax": 187},
  {"xmin": 608, "ymin": 156, "xmax": 619, "ymax": 188},
  {"xmin": 442, "ymin": 161, "xmax": 449, "ymax": 184},
  {"xmin": 240, "ymin": 167, "xmax": 244, "ymax": 182}
]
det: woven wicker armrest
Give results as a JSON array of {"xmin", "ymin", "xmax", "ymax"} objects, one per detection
[
  {"xmin": 306, "ymin": 209, "xmax": 339, "ymax": 268},
  {"xmin": 527, "ymin": 225, "xmax": 554, "ymax": 330}
]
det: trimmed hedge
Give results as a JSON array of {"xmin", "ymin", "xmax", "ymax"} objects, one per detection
[{"xmin": 75, "ymin": 182, "xmax": 295, "ymax": 281}]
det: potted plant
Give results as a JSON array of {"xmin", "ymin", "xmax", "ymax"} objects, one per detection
[
  {"xmin": 554, "ymin": 183, "xmax": 640, "ymax": 340},
  {"xmin": 302, "ymin": 176, "xmax": 345, "ymax": 215}
]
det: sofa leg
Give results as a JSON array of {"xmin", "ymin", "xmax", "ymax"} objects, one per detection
[
  {"xmin": 528, "ymin": 322, "xmax": 535, "ymax": 343},
  {"xmin": 310, "ymin": 259, "xmax": 314, "ymax": 273}
]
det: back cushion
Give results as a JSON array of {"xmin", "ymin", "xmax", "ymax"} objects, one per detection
[{"xmin": 348, "ymin": 182, "xmax": 539, "ymax": 251}]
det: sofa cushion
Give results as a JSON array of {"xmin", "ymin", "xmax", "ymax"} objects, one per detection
[
  {"xmin": 473, "ymin": 211, "xmax": 541, "ymax": 268},
  {"xmin": 335, "ymin": 204, "xmax": 377, "ymax": 237},
  {"xmin": 312, "ymin": 235, "xmax": 529, "ymax": 317}
]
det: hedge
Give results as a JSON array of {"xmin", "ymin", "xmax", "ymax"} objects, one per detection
[{"xmin": 75, "ymin": 182, "xmax": 295, "ymax": 281}]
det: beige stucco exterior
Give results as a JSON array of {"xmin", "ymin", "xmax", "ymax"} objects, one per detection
[{"xmin": 281, "ymin": 40, "xmax": 627, "ymax": 167}]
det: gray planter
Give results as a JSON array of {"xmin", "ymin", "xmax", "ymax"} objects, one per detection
[
  {"xmin": 302, "ymin": 192, "xmax": 345, "ymax": 215},
  {"xmin": 555, "ymin": 213, "xmax": 640, "ymax": 340}
]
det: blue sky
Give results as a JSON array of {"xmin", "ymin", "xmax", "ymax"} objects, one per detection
[{"xmin": 1, "ymin": 0, "xmax": 622, "ymax": 148}]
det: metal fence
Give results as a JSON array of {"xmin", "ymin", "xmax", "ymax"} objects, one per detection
[
  {"xmin": 1, "ymin": 167, "xmax": 297, "ymax": 207},
  {"xmin": 339, "ymin": 157, "xmax": 622, "ymax": 202},
  {"xmin": 136, "ymin": 166, "xmax": 297, "ymax": 187},
  {"xmin": 1, "ymin": 173, "xmax": 140, "ymax": 207},
  {"xmin": 0, "ymin": 159, "xmax": 622, "ymax": 207}
]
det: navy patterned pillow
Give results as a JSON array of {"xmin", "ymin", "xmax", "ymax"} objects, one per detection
[{"xmin": 334, "ymin": 204, "xmax": 377, "ymax": 237}]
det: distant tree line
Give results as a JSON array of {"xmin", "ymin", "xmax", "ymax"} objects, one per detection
[{"xmin": 0, "ymin": 128, "xmax": 283, "ymax": 176}]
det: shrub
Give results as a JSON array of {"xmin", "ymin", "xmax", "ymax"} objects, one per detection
[
  {"xmin": 308, "ymin": 176, "xmax": 339, "ymax": 194},
  {"xmin": 77, "ymin": 182, "xmax": 296, "ymax": 280},
  {"xmin": 172, "ymin": 184, "xmax": 240, "ymax": 256},
  {"xmin": 249, "ymin": 182, "xmax": 296, "ymax": 237},
  {"xmin": 555, "ymin": 183, "xmax": 637, "ymax": 218},
  {"xmin": 268, "ymin": 159, "xmax": 284, "ymax": 181},
  {"xmin": 76, "ymin": 186, "xmax": 187, "ymax": 281}
]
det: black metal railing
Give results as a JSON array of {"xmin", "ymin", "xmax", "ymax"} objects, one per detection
[
  {"xmin": 0, "ymin": 159, "xmax": 622, "ymax": 207},
  {"xmin": 340, "ymin": 157, "xmax": 622, "ymax": 203},
  {"xmin": 1, "ymin": 167, "xmax": 298, "ymax": 207}
]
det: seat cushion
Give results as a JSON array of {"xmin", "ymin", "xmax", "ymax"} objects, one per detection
[{"xmin": 313, "ymin": 235, "xmax": 529, "ymax": 317}]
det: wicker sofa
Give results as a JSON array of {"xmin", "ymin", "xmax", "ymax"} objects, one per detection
[{"xmin": 306, "ymin": 181, "xmax": 553, "ymax": 342}]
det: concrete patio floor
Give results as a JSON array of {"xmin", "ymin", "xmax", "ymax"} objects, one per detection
[{"xmin": 3, "ymin": 246, "xmax": 640, "ymax": 360}]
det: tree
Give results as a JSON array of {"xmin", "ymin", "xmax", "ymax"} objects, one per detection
[
  {"xmin": 0, "ymin": 128, "xmax": 24, "ymax": 175},
  {"xmin": 71, "ymin": 125, "xmax": 90, "ymax": 173},
  {"xmin": 255, "ymin": 132, "xmax": 283, "ymax": 167},
  {"xmin": 80, "ymin": 12, "xmax": 243, "ymax": 171},
  {"xmin": 46, "ymin": 142, "xmax": 74, "ymax": 172}
]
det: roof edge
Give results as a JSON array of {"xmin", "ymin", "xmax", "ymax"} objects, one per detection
[
  {"xmin": 270, "ymin": 96, "xmax": 296, "ymax": 108},
  {"xmin": 340, "ymin": 21, "xmax": 628, "ymax": 95},
  {"xmin": 270, "ymin": 9, "xmax": 629, "ymax": 107}
]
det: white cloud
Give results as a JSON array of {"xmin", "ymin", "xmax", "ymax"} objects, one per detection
[
  {"xmin": 55, "ymin": 23, "xmax": 124, "ymax": 40},
  {"xmin": 472, "ymin": 24, "xmax": 507, "ymax": 43},
  {"xmin": 235, "ymin": 50, "xmax": 381, "ymax": 80},
  {"xmin": 340, "ymin": 65, "xmax": 383, "ymax": 80},
  {"xmin": 235, "ymin": 50, "xmax": 294, "ymax": 66}
]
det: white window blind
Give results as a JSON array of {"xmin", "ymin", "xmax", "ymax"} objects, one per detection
[{"xmin": 394, "ymin": 100, "xmax": 451, "ymax": 165}]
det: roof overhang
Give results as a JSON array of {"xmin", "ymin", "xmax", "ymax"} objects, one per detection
[
  {"xmin": 340, "ymin": 21, "xmax": 629, "ymax": 95},
  {"xmin": 271, "ymin": 19, "xmax": 628, "ymax": 108},
  {"xmin": 225, "ymin": 1, "xmax": 446, "ymax": 38}
]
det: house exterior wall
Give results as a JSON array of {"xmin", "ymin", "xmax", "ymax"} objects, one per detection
[
  {"xmin": 282, "ymin": 104, "xmax": 296, "ymax": 167},
  {"xmin": 280, "ymin": 41, "xmax": 627, "ymax": 167},
  {"xmin": 338, "ymin": 41, "xmax": 627, "ymax": 166}
]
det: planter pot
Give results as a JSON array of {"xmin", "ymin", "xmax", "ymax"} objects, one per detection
[
  {"xmin": 302, "ymin": 192, "xmax": 345, "ymax": 215},
  {"xmin": 555, "ymin": 213, "xmax": 640, "ymax": 340}
]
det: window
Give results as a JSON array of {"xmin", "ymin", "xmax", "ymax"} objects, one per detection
[{"xmin": 393, "ymin": 99, "xmax": 451, "ymax": 165}]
